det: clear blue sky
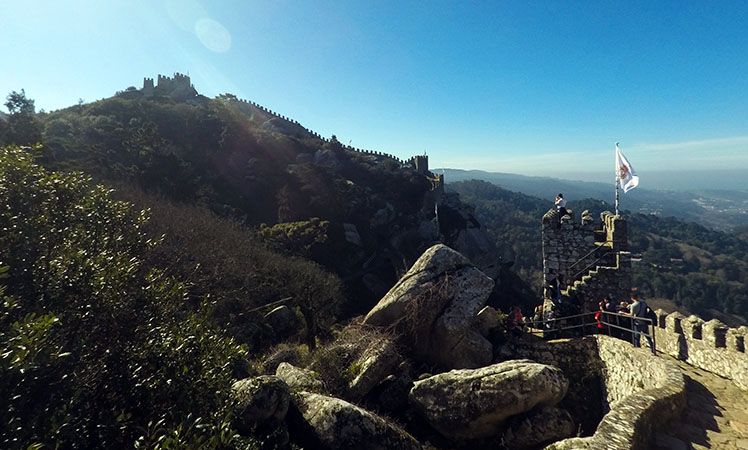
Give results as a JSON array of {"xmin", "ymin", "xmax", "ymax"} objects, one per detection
[{"xmin": 2, "ymin": 0, "xmax": 748, "ymax": 184}]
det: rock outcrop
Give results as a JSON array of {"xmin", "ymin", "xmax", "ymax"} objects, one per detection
[
  {"xmin": 275, "ymin": 362, "xmax": 325, "ymax": 392},
  {"xmin": 475, "ymin": 305, "xmax": 502, "ymax": 338},
  {"xmin": 363, "ymin": 244, "xmax": 494, "ymax": 369},
  {"xmin": 348, "ymin": 337, "xmax": 402, "ymax": 401},
  {"xmin": 408, "ymin": 360, "xmax": 569, "ymax": 440},
  {"xmin": 503, "ymin": 406, "xmax": 576, "ymax": 450},
  {"xmin": 231, "ymin": 376, "xmax": 290, "ymax": 433},
  {"xmin": 292, "ymin": 391, "xmax": 422, "ymax": 450}
]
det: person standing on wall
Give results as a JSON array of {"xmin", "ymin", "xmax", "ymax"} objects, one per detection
[{"xmin": 555, "ymin": 193, "xmax": 568, "ymax": 216}]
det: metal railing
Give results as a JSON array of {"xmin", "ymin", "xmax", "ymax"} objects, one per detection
[
  {"xmin": 524, "ymin": 310, "xmax": 657, "ymax": 355},
  {"xmin": 565, "ymin": 241, "xmax": 617, "ymax": 283}
]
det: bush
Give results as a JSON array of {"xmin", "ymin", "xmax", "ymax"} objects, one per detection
[
  {"xmin": 0, "ymin": 146, "xmax": 248, "ymax": 449},
  {"xmin": 308, "ymin": 321, "xmax": 400, "ymax": 398}
]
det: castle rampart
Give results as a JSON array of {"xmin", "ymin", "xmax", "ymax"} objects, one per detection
[
  {"xmin": 542, "ymin": 210, "xmax": 632, "ymax": 311},
  {"xmin": 504, "ymin": 335, "xmax": 686, "ymax": 450},
  {"xmin": 653, "ymin": 310, "xmax": 748, "ymax": 390},
  {"xmin": 135, "ymin": 74, "xmax": 441, "ymax": 189}
]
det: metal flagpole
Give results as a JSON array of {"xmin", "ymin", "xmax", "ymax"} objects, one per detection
[
  {"xmin": 615, "ymin": 174, "xmax": 619, "ymax": 215},
  {"xmin": 614, "ymin": 142, "xmax": 620, "ymax": 215}
]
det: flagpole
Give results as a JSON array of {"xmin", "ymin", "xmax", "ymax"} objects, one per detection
[
  {"xmin": 614, "ymin": 142, "xmax": 619, "ymax": 215},
  {"xmin": 615, "ymin": 175, "xmax": 619, "ymax": 216}
]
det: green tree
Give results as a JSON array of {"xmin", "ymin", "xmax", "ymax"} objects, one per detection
[
  {"xmin": 2, "ymin": 90, "xmax": 42, "ymax": 146},
  {"xmin": 0, "ymin": 146, "xmax": 247, "ymax": 449}
]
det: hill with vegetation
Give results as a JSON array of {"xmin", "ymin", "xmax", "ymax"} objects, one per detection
[
  {"xmin": 449, "ymin": 179, "xmax": 748, "ymax": 325},
  {"xmin": 0, "ymin": 83, "xmax": 541, "ymax": 448},
  {"xmin": 441, "ymin": 168, "xmax": 748, "ymax": 231}
]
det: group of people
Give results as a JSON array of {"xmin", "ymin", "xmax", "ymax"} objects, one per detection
[
  {"xmin": 508, "ymin": 294, "xmax": 655, "ymax": 349},
  {"xmin": 594, "ymin": 296, "xmax": 654, "ymax": 348}
]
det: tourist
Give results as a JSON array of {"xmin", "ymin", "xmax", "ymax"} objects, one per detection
[
  {"xmin": 555, "ymin": 193, "xmax": 568, "ymax": 216},
  {"xmin": 532, "ymin": 304, "xmax": 544, "ymax": 329},
  {"xmin": 595, "ymin": 302, "xmax": 607, "ymax": 334},
  {"xmin": 543, "ymin": 305, "xmax": 558, "ymax": 340},
  {"xmin": 506, "ymin": 306, "xmax": 524, "ymax": 338},
  {"xmin": 625, "ymin": 296, "xmax": 654, "ymax": 349},
  {"xmin": 548, "ymin": 274, "xmax": 563, "ymax": 305}
]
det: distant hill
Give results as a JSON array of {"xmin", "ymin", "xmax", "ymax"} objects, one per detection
[
  {"xmin": 439, "ymin": 168, "xmax": 748, "ymax": 231},
  {"xmin": 449, "ymin": 179, "xmax": 748, "ymax": 325}
]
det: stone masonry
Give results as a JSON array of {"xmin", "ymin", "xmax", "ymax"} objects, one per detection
[
  {"xmin": 542, "ymin": 210, "xmax": 632, "ymax": 313},
  {"xmin": 503, "ymin": 335, "xmax": 686, "ymax": 450},
  {"xmin": 653, "ymin": 309, "xmax": 748, "ymax": 391}
]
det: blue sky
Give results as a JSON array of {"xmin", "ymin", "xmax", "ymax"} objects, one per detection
[{"xmin": 2, "ymin": 0, "xmax": 747, "ymax": 185}]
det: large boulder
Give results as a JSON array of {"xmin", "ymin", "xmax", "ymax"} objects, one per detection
[
  {"xmin": 276, "ymin": 362, "xmax": 325, "ymax": 392},
  {"xmin": 475, "ymin": 305, "xmax": 502, "ymax": 338},
  {"xmin": 348, "ymin": 337, "xmax": 402, "ymax": 401},
  {"xmin": 366, "ymin": 372, "xmax": 414, "ymax": 415},
  {"xmin": 291, "ymin": 391, "xmax": 422, "ymax": 450},
  {"xmin": 408, "ymin": 360, "xmax": 569, "ymax": 440},
  {"xmin": 503, "ymin": 406, "xmax": 576, "ymax": 450},
  {"xmin": 231, "ymin": 376, "xmax": 290, "ymax": 434},
  {"xmin": 363, "ymin": 244, "xmax": 494, "ymax": 369}
]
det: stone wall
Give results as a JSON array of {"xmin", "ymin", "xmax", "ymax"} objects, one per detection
[
  {"xmin": 503, "ymin": 335, "xmax": 686, "ymax": 450},
  {"xmin": 542, "ymin": 210, "xmax": 631, "ymax": 312},
  {"xmin": 653, "ymin": 309, "xmax": 748, "ymax": 391},
  {"xmin": 133, "ymin": 74, "xmax": 445, "ymax": 194}
]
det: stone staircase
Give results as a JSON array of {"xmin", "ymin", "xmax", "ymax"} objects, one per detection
[
  {"xmin": 653, "ymin": 357, "xmax": 748, "ymax": 450},
  {"xmin": 561, "ymin": 246, "xmax": 626, "ymax": 308}
]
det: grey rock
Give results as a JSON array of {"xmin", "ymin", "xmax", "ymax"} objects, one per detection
[
  {"xmin": 348, "ymin": 337, "xmax": 402, "ymax": 401},
  {"xmin": 504, "ymin": 406, "xmax": 575, "ymax": 450},
  {"xmin": 293, "ymin": 391, "xmax": 422, "ymax": 450},
  {"xmin": 368, "ymin": 373, "xmax": 413, "ymax": 414},
  {"xmin": 231, "ymin": 376, "xmax": 290, "ymax": 433},
  {"xmin": 363, "ymin": 244, "xmax": 473, "ymax": 327},
  {"xmin": 314, "ymin": 148, "xmax": 341, "ymax": 169},
  {"xmin": 275, "ymin": 362, "xmax": 324, "ymax": 392},
  {"xmin": 431, "ymin": 266, "xmax": 494, "ymax": 368},
  {"xmin": 261, "ymin": 117, "xmax": 310, "ymax": 138},
  {"xmin": 475, "ymin": 306, "xmax": 502, "ymax": 338},
  {"xmin": 408, "ymin": 360, "xmax": 569, "ymax": 440},
  {"xmin": 363, "ymin": 244, "xmax": 494, "ymax": 369},
  {"xmin": 452, "ymin": 227, "xmax": 500, "ymax": 279}
]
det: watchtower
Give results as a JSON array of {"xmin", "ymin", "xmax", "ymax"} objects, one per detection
[{"xmin": 541, "ymin": 210, "xmax": 632, "ymax": 313}]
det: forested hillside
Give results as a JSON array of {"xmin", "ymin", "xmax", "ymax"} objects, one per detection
[
  {"xmin": 1, "ymin": 88, "xmax": 447, "ymax": 318},
  {"xmin": 449, "ymin": 179, "xmax": 748, "ymax": 324},
  {"xmin": 1, "ymin": 86, "xmax": 535, "ymax": 448}
]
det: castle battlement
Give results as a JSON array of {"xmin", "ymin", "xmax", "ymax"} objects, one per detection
[
  {"xmin": 654, "ymin": 310, "xmax": 748, "ymax": 390},
  {"xmin": 211, "ymin": 89, "xmax": 442, "ymax": 191},
  {"xmin": 542, "ymin": 210, "xmax": 631, "ymax": 311}
]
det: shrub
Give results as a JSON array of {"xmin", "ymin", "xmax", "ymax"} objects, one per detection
[{"xmin": 0, "ymin": 146, "xmax": 248, "ymax": 449}]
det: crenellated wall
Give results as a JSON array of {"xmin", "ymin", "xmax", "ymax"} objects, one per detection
[
  {"xmin": 132, "ymin": 74, "xmax": 444, "ymax": 193},
  {"xmin": 503, "ymin": 335, "xmax": 686, "ymax": 450},
  {"xmin": 542, "ymin": 210, "xmax": 632, "ymax": 312},
  {"xmin": 652, "ymin": 310, "xmax": 748, "ymax": 390},
  {"xmin": 216, "ymin": 94, "xmax": 444, "ymax": 192}
]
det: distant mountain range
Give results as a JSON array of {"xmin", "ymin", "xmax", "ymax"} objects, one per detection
[{"xmin": 438, "ymin": 168, "xmax": 748, "ymax": 231}]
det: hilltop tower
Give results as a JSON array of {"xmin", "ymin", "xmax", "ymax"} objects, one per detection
[
  {"xmin": 414, "ymin": 154, "xmax": 429, "ymax": 175},
  {"xmin": 143, "ymin": 77, "xmax": 154, "ymax": 91},
  {"xmin": 541, "ymin": 210, "xmax": 632, "ymax": 313}
]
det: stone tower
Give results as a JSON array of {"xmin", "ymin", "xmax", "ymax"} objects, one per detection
[{"xmin": 541, "ymin": 209, "xmax": 632, "ymax": 313}]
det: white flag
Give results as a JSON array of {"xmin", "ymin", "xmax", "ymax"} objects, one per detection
[{"xmin": 615, "ymin": 142, "xmax": 639, "ymax": 193}]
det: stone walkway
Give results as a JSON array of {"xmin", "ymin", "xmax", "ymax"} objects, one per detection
[{"xmin": 652, "ymin": 357, "xmax": 748, "ymax": 450}]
